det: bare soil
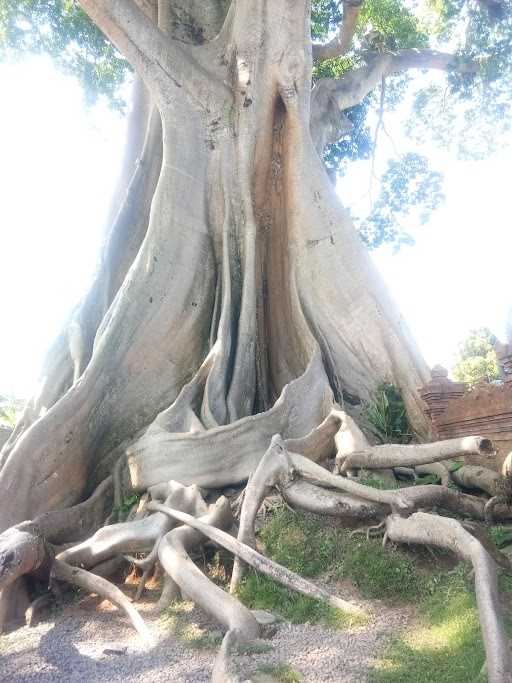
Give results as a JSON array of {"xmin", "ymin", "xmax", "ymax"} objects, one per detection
[{"xmin": 0, "ymin": 580, "xmax": 413, "ymax": 682}]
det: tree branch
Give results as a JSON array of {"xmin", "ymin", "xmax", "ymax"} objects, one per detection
[
  {"xmin": 310, "ymin": 49, "xmax": 476, "ymax": 153},
  {"xmin": 312, "ymin": 0, "xmax": 364, "ymax": 61},
  {"xmin": 78, "ymin": 0, "xmax": 225, "ymax": 106}
]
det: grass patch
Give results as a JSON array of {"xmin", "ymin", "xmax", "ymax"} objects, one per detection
[
  {"xmin": 488, "ymin": 524, "xmax": 512, "ymax": 548},
  {"xmin": 159, "ymin": 600, "xmax": 223, "ymax": 649},
  {"xmin": 252, "ymin": 507, "xmax": 427, "ymax": 603},
  {"xmin": 255, "ymin": 663, "xmax": 303, "ymax": 682},
  {"xmin": 237, "ymin": 571, "xmax": 363, "ymax": 628},
  {"xmin": 336, "ymin": 534, "xmax": 424, "ymax": 601},
  {"xmin": 258, "ymin": 508, "xmax": 339, "ymax": 576},
  {"xmin": 370, "ymin": 567, "xmax": 486, "ymax": 683}
]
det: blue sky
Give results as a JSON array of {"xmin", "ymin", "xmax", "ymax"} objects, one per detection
[{"xmin": 0, "ymin": 57, "xmax": 510, "ymax": 397}]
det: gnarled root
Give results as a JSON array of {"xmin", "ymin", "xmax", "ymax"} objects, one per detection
[
  {"xmin": 339, "ymin": 435, "xmax": 494, "ymax": 474},
  {"xmin": 149, "ymin": 500, "xmax": 365, "ymax": 617},
  {"xmin": 282, "ymin": 479, "xmax": 386, "ymax": 520},
  {"xmin": 52, "ymin": 557, "xmax": 154, "ymax": 644},
  {"xmin": 230, "ymin": 435, "xmax": 295, "ymax": 591},
  {"xmin": 230, "ymin": 434, "xmax": 387, "ymax": 591},
  {"xmin": 0, "ymin": 522, "xmax": 47, "ymax": 594},
  {"xmin": 451, "ymin": 465, "xmax": 501, "ymax": 496},
  {"xmin": 58, "ymin": 480, "xmax": 207, "ymax": 568},
  {"xmin": 385, "ymin": 511, "xmax": 512, "ymax": 683},
  {"xmin": 158, "ymin": 497, "xmax": 259, "ymax": 679}
]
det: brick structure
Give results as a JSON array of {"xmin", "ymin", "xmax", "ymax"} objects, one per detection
[
  {"xmin": 420, "ymin": 352, "xmax": 512, "ymax": 472},
  {"xmin": 419, "ymin": 365, "xmax": 466, "ymax": 433}
]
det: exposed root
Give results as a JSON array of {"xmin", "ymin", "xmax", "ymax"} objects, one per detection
[
  {"xmin": 58, "ymin": 481, "xmax": 207, "ymax": 568},
  {"xmin": 385, "ymin": 511, "xmax": 512, "ymax": 683},
  {"xmin": 154, "ymin": 574, "xmax": 181, "ymax": 612},
  {"xmin": 339, "ymin": 435, "xmax": 494, "ymax": 474},
  {"xmin": 485, "ymin": 495, "xmax": 511, "ymax": 523},
  {"xmin": 282, "ymin": 479, "xmax": 386, "ymax": 520},
  {"xmin": 452, "ymin": 465, "xmax": 501, "ymax": 496},
  {"xmin": 36, "ymin": 475, "xmax": 114, "ymax": 545},
  {"xmin": 148, "ymin": 500, "xmax": 366, "ymax": 617},
  {"xmin": 52, "ymin": 558, "xmax": 154, "ymax": 644},
  {"xmin": 0, "ymin": 522, "xmax": 47, "ymax": 593},
  {"xmin": 212, "ymin": 629, "xmax": 246, "ymax": 683},
  {"xmin": 350, "ymin": 521, "xmax": 386, "ymax": 541},
  {"xmin": 230, "ymin": 435, "xmax": 294, "ymax": 592},
  {"xmin": 125, "ymin": 535, "xmax": 162, "ymax": 600},
  {"xmin": 157, "ymin": 497, "xmax": 260, "ymax": 678},
  {"xmin": 415, "ymin": 462, "xmax": 450, "ymax": 486},
  {"xmin": 134, "ymin": 560, "xmax": 156, "ymax": 602},
  {"xmin": 25, "ymin": 592, "xmax": 53, "ymax": 627}
]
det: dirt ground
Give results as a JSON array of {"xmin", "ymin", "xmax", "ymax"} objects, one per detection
[{"xmin": 0, "ymin": 580, "xmax": 414, "ymax": 683}]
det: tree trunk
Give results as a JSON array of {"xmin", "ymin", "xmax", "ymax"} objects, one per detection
[{"xmin": 0, "ymin": 0, "xmax": 430, "ymax": 626}]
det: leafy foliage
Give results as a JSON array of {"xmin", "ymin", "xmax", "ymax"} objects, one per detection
[
  {"xmin": 357, "ymin": 0, "xmax": 429, "ymax": 49},
  {"xmin": 324, "ymin": 97, "xmax": 374, "ymax": 175},
  {"xmin": 357, "ymin": 153, "xmax": 444, "ymax": 250},
  {"xmin": 311, "ymin": 0, "xmax": 343, "ymax": 41},
  {"xmin": 0, "ymin": 394, "xmax": 24, "ymax": 428},
  {"xmin": 363, "ymin": 382, "xmax": 412, "ymax": 443},
  {"xmin": 1, "ymin": 0, "xmax": 511, "ymax": 251},
  {"xmin": 0, "ymin": 0, "xmax": 128, "ymax": 109},
  {"xmin": 113, "ymin": 492, "xmax": 141, "ymax": 521},
  {"xmin": 452, "ymin": 327, "xmax": 500, "ymax": 386}
]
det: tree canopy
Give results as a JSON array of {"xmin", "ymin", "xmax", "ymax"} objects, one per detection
[
  {"xmin": 1, "ymin": 0, "xmax": 510, "ymax": 250},
  {"xmin": 452, "ymin": 326, "xmax": 500, "ymax": 386}
]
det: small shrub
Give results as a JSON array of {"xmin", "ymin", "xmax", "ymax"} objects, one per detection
[
  {"xmin": 363, "ymin": 383, "xmax": 412, "ymax": 444},
  {"xmin": 114, "ymin": 492, "xmax": 141, "ymax": 521}
]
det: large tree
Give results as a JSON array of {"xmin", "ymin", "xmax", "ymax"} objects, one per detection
[{"xmin": 1, "ymin": 1, "xmax": 511, "ymax": 680}]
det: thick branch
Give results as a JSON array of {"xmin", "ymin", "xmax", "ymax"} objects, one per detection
[
  {"xmin": 310, "ymin": 49, "xmax": 476, "ymax": 153},
  {"xmin": 78, "ymin": 0, "xmax": 224, "ymax": 106},
  {"xmin": 312, "ymin": 0, "xmax": 364, "ymax": 61}
]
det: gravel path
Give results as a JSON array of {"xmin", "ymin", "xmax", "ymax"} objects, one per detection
[{"xmin": 0, "ymin": 581, "xmax": 413, "ymax": 682}]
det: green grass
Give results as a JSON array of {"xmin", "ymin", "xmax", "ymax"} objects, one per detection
[
  {"xmin": 488, "ymin": 524, "xmax": 512, "ymax": 548},
  {"xmin": 238, "ymin": 507, "xmax": 512, "ymax": 682},
  {"xmin": 236, "ymin": 572, "xmax": 362, "ymax": 628},
  {"xmin": 159, "ymin": 600, "xmax": 223, "ymax": 649},
  {"xmin": 255, "ymin": 663, "xmax": 303, "ymax": 682},
  {"xmin": 245, "ymin": 507, "xmax": 427, "ymax": 604},
  {"xmin": 370, "ymin": 567, "xmax": 486, "ymax": 683}
]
